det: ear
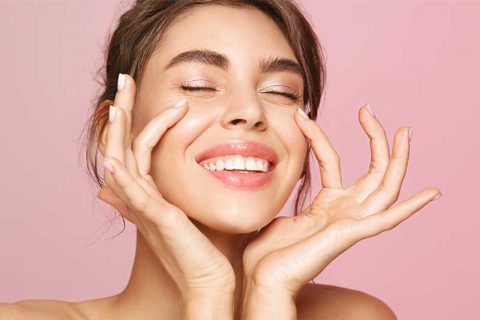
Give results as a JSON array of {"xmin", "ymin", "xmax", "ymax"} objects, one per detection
[
  {"xmin": 97, "ymin": 99, "xmax": 114, "ymax": 158},
  {"xmin": 98, "ymin": 123, "xmax": 108, "ymax": 158}
]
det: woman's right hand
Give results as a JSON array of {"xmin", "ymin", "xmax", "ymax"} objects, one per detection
[{"xmin": 97, "ymin": 73, "xmax": 235, "ymax": 298}]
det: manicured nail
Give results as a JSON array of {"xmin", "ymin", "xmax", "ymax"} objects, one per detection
[
  {"xmin": 408, "ymin": 127, "xmax": 413, "ymax": 141},
  {"xmin": 364, "ymin": 103, "xmax": 376, "ymax": 118},
  {"xmin": 117, "ymin": 73, "xmax": 126, "ymax": 91},
  {"xmin": 103, "ymin": 160, "xmax": 115, "ymax": 174},
  {"xmin": 172, "ymin": 98, "xmax": 187, "ymax": 108},
  {"xmin": 297, "ymin": 107, "xmax": 309, "ymax": 119},
  {"xmin": 109, "ymin": 105, "xmax": 117, "ymax": 123},
  {"xmin": 432, "ymin": 192, "xmax": 442, "ymax": 201}
]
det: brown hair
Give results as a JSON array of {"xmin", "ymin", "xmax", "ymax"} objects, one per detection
[{"xmin": 79, "ymin": 0, "xmax": 326, "ymax": 234}]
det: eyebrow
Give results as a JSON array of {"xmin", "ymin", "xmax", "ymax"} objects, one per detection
[{"xmin": 163, "ymin": 49, "xmax": 305, "ymax": 79}]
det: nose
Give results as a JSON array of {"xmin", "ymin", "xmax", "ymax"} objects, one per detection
[{"xmin": 220, "ymin": 94, "xmax": 268, "ymax": 132}]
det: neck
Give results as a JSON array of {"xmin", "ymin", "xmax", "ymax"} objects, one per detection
[{"xmin": 107, "ymin": 218, "xmax": 258, "ymax": 319}]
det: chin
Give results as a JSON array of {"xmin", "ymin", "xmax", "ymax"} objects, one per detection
[{"xmin": 186, "ymin": 207, "xmax": 274, "ymax": 235}]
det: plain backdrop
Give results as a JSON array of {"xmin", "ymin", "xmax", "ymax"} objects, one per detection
[{"xmin": 1, "ymin": 0, "xmax": 479, "ymax": 318}]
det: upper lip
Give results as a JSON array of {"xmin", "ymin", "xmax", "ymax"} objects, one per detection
[{"xmin": 195, "ymin": 139, "xmax": 279, "ymax": 167}]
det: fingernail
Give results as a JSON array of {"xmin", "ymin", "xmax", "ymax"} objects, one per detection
[
  {"xmin": 297, "ymin": 107, "xmax": 309, "ymax": 119},
  {"xmin": 103, "ymin": 160, "xmax": 115, "ymax": 174},
  {"xmin": 117, "ymin": 73, "xmax": 126, "ymax": 91},
  {"xmin": 432, "ymin": 192, "xmax": 442, "ymax": 201},
  {"xmin": 364, "ymin": 103, "xmax": 376, "ymax": 118},
  {"xmin": 408, "ymin": 127, "xmax": 413, "ymax": 141},
  {"xmin": 109, "ymin": 105, "xmax": 117, "ymax": 123},
  {"xmin": 172, "ymin": 98, "xmax": 187, "ymax": 108}
]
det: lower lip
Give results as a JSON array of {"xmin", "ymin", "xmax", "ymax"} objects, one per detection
[{"xmin": 199, "ymin": 165, "xmax": 276, "ymax": 189}]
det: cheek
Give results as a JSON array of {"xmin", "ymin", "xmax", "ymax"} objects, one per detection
[
  {"xmin": 148, "ymin": 110, "xmax": 210, "ymax": 201},
  {"xmin": 277, "ymin": 117, "xmax": 309, "ymax": 174}
]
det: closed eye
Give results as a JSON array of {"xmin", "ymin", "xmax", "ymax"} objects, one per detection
[{"xmin": 180, "ymin": 85, "xmax": 301, "ymax": 101}]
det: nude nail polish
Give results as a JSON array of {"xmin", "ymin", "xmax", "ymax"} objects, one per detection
[
  {"xmin": 117, "ymin": 73, "xmax": 126, "ymax": 91},
  {"xmin": 432, "ymin": 193, "xmax": 442, "ymax": 201},
  {"xmin": 364, "ymin": 103, "xmax": 376, "ymax": 118},
  {"xmin": 172, "ymin": 98, "xmax": 187, "ymax": 108},
  {"xmin": 109, "ymin": 105, "xmax": 117, "ymax": 123},
  {"xmin": 297, "ymin": 107, "xmax": 309, "ymax": 119},
  {"xmin": 408, "ymin": 127, "xmax": 413, "ymax": 141}
]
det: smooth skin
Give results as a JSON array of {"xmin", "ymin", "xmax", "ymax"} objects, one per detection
[
  {"xmin": 0, "ymin": 5, "xmax": 441, "ymax": 320},
  {"xmin": 0, "ymin": 75, "xmax": 440, "ymax": 320}
]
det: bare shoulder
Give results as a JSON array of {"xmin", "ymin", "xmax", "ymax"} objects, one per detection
[
  {"xmin": 0, "ymin": 299, "xmax": 88, "ymax": 320},
  {"xmin": 296, "ymin": 283, "xmax": 397, "ymax": 320}
]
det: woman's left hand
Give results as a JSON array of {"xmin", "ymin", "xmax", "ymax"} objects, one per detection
[{"xmin": 242, "ymin": 104, "xmax": 442, "ymax": 298}]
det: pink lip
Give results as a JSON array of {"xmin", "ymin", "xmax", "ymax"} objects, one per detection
[
  {"xmin": 195, "ymin": 139, "xmax": 279, "ymax": 166},
  {"xmin": 195, "ymin": 139, "xmax": 279, "ymax": 190}
]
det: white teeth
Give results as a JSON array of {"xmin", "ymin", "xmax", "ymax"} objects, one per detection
[
  {"xmin": 200, "ymin": 155, "xmax": 271, "ymax": 172},
  {"xmin": 209, "ymin": 162, "xmax": 216, "ymax": 171},
  {"xmin": 245, "ymin": 157, "xmax": 257, "ymax": 170},
  {"xmin": 225, "ymin": 158, "xmax": 235, "ymax": 170},
  {"xmin": 215, "ymin": 158, "xmax": 225, "ymax": 170},
  {"xmin": 256, "ymin": 158, "xmax": 267, "ymax": 172},
  {"xmin": 233, "ymin": 156, "xmax": 246, "ymax": 170}
]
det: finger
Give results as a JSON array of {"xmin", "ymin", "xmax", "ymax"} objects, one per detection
[
  {"xmin": 113, "ymin": 73, "xmax": 136, "ymax": 148},
  {"xmin": 97, "ymin": 186, "xmax": 135, "ymax": 223},
  {"xmin": 360, "ymin": 126, "xmax": 412, "ymax": 215},
  {"xmin": 103, "ymin": 155, "xmax": 171, "ymax": 232},
  {"xmin": 355, "ymin": 187, "xmax": 442, "ymax": 239},
  {"xmin": 103, "ymin": 105, "xmax": 130, "ymax": 199},
  {"xmin": 133, "ymin": 98, "xmax": 188, "ymax": 176},
  {"xmin": 349, "ymin": 104, "xmax": 390, "ymax": 201},
  {"xmin": 114, "ymin": 73, "xmax": 143, "ymax": 177},
  {"xmin": 271, "ymin": 187, "xmax": 442, "ymax": 292},
  {"xmin": 105, "ymin": 105, "xmax": 126, "ymax": 165},
  {"xmin": 295, "ymin": 108, "xmax": 342, "ymax": 189},
  {"xmin": 104, "ymin": 104, "xmax": 165, "ymax": 210}
]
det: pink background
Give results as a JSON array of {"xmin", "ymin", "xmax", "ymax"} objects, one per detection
[{"xmin": 1, "ymin": 0, "xmax": 478, "ymax": 318}]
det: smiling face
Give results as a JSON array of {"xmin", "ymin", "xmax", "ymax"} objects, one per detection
[{"xmin": 132, "ymin": 4, "xmax": 308, "ymax": 233}]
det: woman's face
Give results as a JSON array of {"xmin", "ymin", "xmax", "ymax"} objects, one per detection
[{"xmin": 132, "ymin": 5, "xmax": 308, "ymax": 233}]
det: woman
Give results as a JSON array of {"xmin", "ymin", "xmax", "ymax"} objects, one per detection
[{"xmin": 1, "ymin": 0, "xmax": 442, "ymax": 319}]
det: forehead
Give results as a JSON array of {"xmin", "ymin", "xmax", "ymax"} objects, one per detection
[{"xmin": 155, "ymin": 4, "xmax": 298, "ymax": 66}]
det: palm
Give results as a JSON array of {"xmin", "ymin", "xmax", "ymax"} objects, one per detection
[
  {"xmin": 243, "ymin": 188, "xmax": 360, "ymax": 292},
  {"xmin": 242, "ymin": 106, "xmax": 442, "ymax": 296}
]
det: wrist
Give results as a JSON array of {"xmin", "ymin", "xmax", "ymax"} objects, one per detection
[
  {"xmin": 183, "ymin": 288, "xmax": 235, "ymax": 320},
  {"xmin": 240, "ymin": 280, "xmax": 296, "ymax": 320}
]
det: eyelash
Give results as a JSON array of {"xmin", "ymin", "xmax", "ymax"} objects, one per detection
[{"xmin": 180, "ymin": 85, "xmax": 301, "ymax": 101}]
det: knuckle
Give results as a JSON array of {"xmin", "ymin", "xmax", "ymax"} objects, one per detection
[
  {"xmin": 131, "ymin": 137, "xmax": 144, "ymax": 151},
  {"xmin": 129, "ymin": 190, "xmax": 153, "ymax": 215},
  {"xmin": 131, "ymin": 140, "xmax": 145, "ymax": 159},
  {"xmin": 104, "ymin": 174, "xmax": 116, "ymax": 188},
  {"xmin": 333, "ymin": 152, "xmax": 341, "ymax": 163},
  {"xmin": 118, "ymin": 176, "xmax": 138, "ymax": 199},
  {"xmin": 383, "ymin": 220, "xmax": 396, "ymax": 232},
  {"xmin": 378, "ymin": 182, "xmax": 394, "ymax": 199},
  {"xmin": 392, "ymin": 192, "xmax": 400, "ymax": 203},
  {"xmin": 368, "ymin": 163, "xmax": 382, "ymax": 175},
  {"xmin": 137, "ymin": 194, "xmax": 156, "ymax": 216},
  {"xmin": 376, "ymin": 214, "xmax": 393, "ymax": 232}
]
